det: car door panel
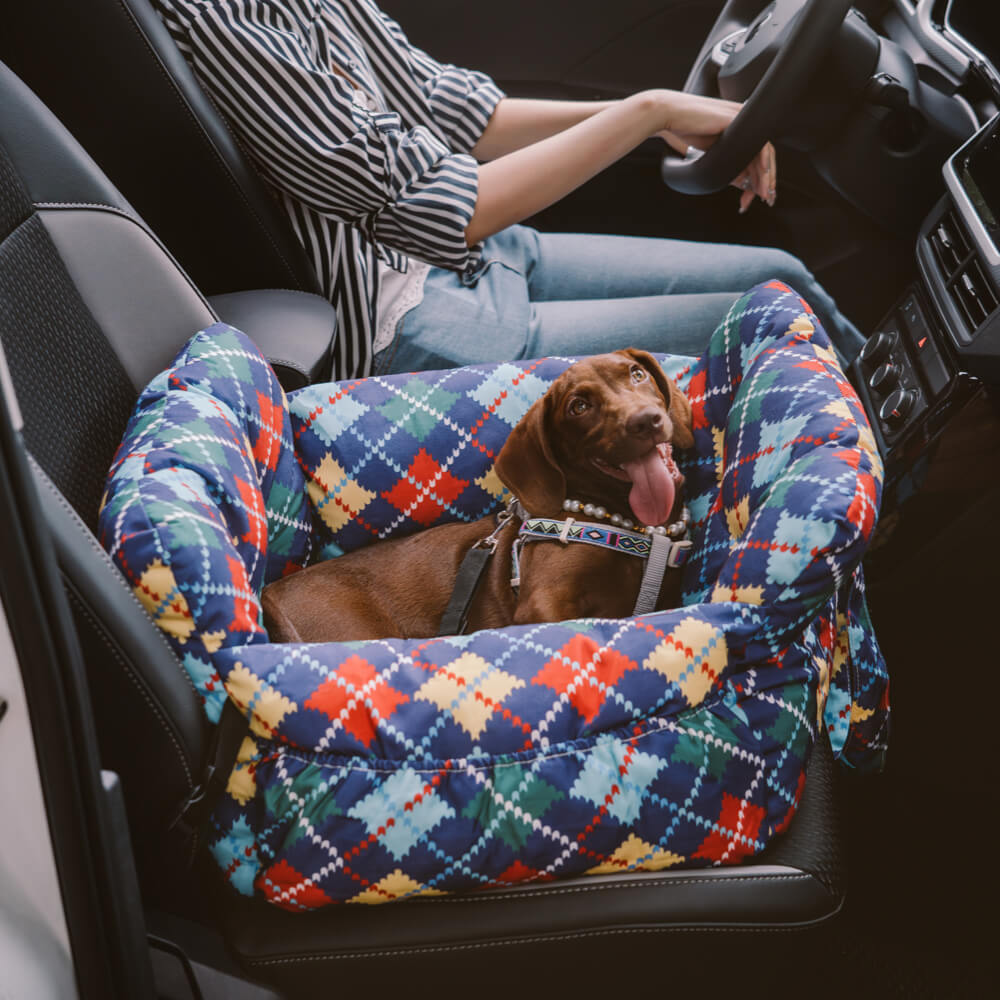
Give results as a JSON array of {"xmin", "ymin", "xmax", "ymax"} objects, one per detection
[{"xmin": 379, "ymin": 0, "xmax": 727, "ymax": 96}]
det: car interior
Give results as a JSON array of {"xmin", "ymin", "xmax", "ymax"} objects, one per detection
[{"xmin": 0, "ymin": 0, "xmax": 995, "ymax": 996}]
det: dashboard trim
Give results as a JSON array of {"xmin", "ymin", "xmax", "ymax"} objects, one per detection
[
  {"xmin": 891, "ymin": 0, "xmax": 971, "ymax": 79},
  {"xmin": 942, "ymin": 112, "xmax": 1000, "ymax": 268}
]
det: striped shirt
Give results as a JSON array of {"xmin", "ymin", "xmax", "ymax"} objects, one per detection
[{"xmin": 152, "ymin": 0, "xmax": 505, "ymax": 377}]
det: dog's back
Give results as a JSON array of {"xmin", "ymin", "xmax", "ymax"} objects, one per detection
[{"xmin": 261, "ymin": 516, "xmax": 519, "ymax": 642}]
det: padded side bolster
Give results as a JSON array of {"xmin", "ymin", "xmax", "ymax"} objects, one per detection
[
  {"xmin": 208, "ymin": 290, "xmax": 336, "ymax": 390},
  {"xmin": 0, "ymin": 63, "xmax": 136, "ymax": 214},
  {"xmin": 39, "ymin": 207, "xmax": 215, "ymax": 391},
  {"xmin": 32, "ymin": 463, "xmax": 209, "ymax": 843},
  {"xmin": 219, "ymin": 734, "xmax": 840, "ymax": 987}
]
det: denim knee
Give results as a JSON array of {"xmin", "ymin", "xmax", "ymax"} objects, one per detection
[{"xmin": 757, "ymin": 248, "xmax": 815, "ymax": 295}]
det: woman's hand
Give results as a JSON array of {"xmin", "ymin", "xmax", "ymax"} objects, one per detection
[
  {"xmin": 468, "ymin": 89, "xmax": 776, "ymax": 246},
  {"xmin": 656, "ymin": 93, "xmax": 776, "ymax": 214}
]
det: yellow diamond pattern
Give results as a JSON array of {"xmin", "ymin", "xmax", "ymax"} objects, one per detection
[
  {"xmin": 724, "ymin": 494, "xmax": 751, "ymax": 540},
  {"xmin": 350, "ymin": 869, "xmax": 445, "ymax": 905},
  {"xmin": 822, "ymin": 397, "xmax": 853, "ymax": 423},
  {"xmin": 226, "ymin": 663, "xmax": 297, "ymax": 739},
  {"xmin": 475, "ymin": 465, "xmax": 509, "ymax": 501},
  {"xmin": 851, "ymin": 703, "xmax": 875, "ymax": 724},
  {"xmin": 307, "ymin": 453, "xmax": 375, "ymax": 533},
  {"xmin": 226, "ymin": 733, "xmax": 259, "ymax": 806},
  {"xmin": 814, "ymin": 653, "xmax": 830, "ymax": 726},
  {"xmin": 134, "ymin": 558, "xmax": 195, "ymax": 644},
  {"xmin": 416, "ymin": 651, "xmax": 524, "ymax": 739},
  {"xmin": 712, "ymin": 426, "xmax": 725, "ymax": 489},
  {"xmin": 587, "ymin": 833, "xmax": 684, "ymax": 875},
  {"xmin": 643, "ymin": 616, "xmax": 726, "ymax": 707},
  {"xmin": 710, "ymin": 582, "xmax": 765, "ymax": 606},
  {"xmin": 788, "ymin": 314, "xmax": 816, "ymax": 336}
]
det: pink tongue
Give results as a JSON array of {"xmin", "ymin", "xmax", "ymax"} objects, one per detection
[{"xmin": 622, "ymin": 449, "xmax": 674, "ymax": 527}]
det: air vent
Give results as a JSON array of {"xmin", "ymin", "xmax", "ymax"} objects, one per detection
[
  {"xmin": 927, "ymin": 209, "xmax": 1000, "ymax": 333},
  {"xmin": 951, "ymin": 257, "xmax": 999, "ymax": 330},
  {"xmin": 928, "ymin": 210, "xmax": 971, "ymax": 277}
]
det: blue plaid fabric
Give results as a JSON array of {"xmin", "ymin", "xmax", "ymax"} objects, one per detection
[{"xmin": 99, "ymin": 282, "xmax": 887, "ymax": 909}]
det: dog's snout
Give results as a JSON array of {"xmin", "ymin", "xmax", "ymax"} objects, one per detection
[{"xmin": 625, "ymin": 407, "xmax": 664, "ymax": 438}]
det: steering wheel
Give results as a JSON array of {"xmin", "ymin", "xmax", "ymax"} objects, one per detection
[{"xmin": 661, "ymin": 0, "xmax": 854, "ymax": 195}]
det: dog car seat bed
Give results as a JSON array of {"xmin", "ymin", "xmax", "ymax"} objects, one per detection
[{"xmin": 99, "ymin": 281, "xmax": 888, "ymax": 910}]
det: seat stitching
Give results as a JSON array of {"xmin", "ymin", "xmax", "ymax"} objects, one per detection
[
  {"xmin": 246, "ymin": 916, "xmax": 837, "ymax": 967},
  {"xmin": 32, "ymin": 460, "xmax": 202, "ymax": 699},
  {"xmin": 267, "ymin": 357, "xmax": 310, "ymax": 375},
  {"xmin": 399, "ymin": 872, "xmax": 815, "ymax": 904},
  {"xmin": 34, "ymin": 200, "xmax": 140, "ymax": 221},
  {"xmin": 65, "ymin": 587, "xmax": 196, "ymax": 789}
]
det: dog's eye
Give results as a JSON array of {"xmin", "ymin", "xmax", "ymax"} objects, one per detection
[
  {"xmin": 630, "ymin": 366, "xmax": 648, "ymax": 383},
  {"xmin": 567, "ymin": 396, "xmax": 590, "ymax": 417}
]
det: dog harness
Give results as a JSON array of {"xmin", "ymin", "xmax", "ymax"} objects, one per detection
[
  {"xmin": 511, "ymin": 501, "xmax": 692, "ymax": 617},
  {"xmin": 438, "ymin": 498, "xmax": 691, "ymax": 634}
]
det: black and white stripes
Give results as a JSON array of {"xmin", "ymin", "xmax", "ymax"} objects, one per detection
[{"xmin": 154, "ymin": 0, "xmax": 504, "ymax": 377}]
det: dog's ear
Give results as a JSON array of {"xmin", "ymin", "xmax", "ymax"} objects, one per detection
[
  {"xmin": 494, "ymin": 391, "xmax": 566, "ymax": 514},
  {"xmin": 623, "ymin": 348, "xmax": 694, "ymax": 450}
]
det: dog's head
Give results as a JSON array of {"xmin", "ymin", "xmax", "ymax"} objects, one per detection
[{"xmin": 495, "ymin": 349, "xmax": 693, "ymax": 525}]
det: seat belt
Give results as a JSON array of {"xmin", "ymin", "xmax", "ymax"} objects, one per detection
[{"xmin": 168, "ymin": 696, "xmax": 249, "ymax": 857}]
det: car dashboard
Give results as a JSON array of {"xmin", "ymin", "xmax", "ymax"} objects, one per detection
[{"xmin": 848, "ymin": 0, "xmax": 1000, "ymax": 506}]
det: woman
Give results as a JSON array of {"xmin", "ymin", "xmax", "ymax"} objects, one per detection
[{"xmin": 153, "ymin": 0, "xmax": 864, "ymax": 377}]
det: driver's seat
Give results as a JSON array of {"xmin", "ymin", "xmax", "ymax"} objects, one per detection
[{"xmin": 0, "ymin": 60, "xmax": 847, "ymax": 998}]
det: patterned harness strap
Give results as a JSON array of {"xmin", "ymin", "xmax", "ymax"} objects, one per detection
[{"xmin": 511, "ymin": 512, "xmax": 691, "ymax": 616}]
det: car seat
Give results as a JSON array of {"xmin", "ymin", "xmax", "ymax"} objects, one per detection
[
  {"xmin": 2, "ymin": 0, "xmax": 320, "ymax": 302},
  {"xmin": 0, "ymin": 59, "xmax": 858, "ymax": 995}
]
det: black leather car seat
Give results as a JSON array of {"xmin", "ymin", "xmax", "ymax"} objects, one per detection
[
  {"xmin": 0, "ymin": 60, "xmax": 846, "ymax": 996},
  {"xmin": 3, "ymin": 0, "xmax": 319, "ymax": 301}
]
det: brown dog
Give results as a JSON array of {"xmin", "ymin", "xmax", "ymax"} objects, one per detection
[{"xmin": 261, "ymin": 349, "xmax": 693, "ymax": 642}]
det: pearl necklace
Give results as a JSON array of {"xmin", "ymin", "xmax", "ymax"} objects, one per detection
[{"xmin": 561, "ymin": 498, "xmax": 691, "ymax": 540}]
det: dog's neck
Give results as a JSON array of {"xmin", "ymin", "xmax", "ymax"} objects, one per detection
[{"xmin": 561, "ymin": 471, "xmax": 632, "ymax": 514}]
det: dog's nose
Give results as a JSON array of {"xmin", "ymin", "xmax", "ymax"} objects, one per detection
[{"xmin": 626, "ymin": 408, "xmax": 664, "ymax": 438}]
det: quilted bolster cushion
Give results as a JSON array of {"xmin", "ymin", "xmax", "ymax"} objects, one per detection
[{"xmin": 99, "ymin": 282, "xmax": 888, "ymax": 910}]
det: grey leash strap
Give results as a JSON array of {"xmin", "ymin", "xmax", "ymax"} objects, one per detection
[{"xmin": 632, "ymin": 531, "xmax": 673, "ymax": 615}]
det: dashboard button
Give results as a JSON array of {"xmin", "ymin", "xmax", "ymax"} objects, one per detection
[
  {"xmin": 879, "ymin": 388, "xmax": 917, "ymax": 430},
  {"xmin": 869, "ymin": 362, "xmax": 900, "ymax": 394},
  {"xmin": 859, "ymin": 330, "xmax": 897, "ymax": 367}
]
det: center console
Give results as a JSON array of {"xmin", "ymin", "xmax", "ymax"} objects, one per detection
[{"xmin": 850, "ymin": 112, "xmax": 1000, "ymax": 507}]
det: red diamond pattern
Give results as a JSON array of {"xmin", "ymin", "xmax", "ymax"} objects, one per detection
[
  {"xmin": 533, "ymin": 636, "xmax": 636, "ymax": 723},
  {"xmin": 252, "ymin": 389, "xmax": 284, "ymax": 472},
  {"xmin": 305, "ymin": 655, "xmax": 409, "ymax": 747},
  {"xmin": 258, "ymin": 860, "xmax": 332, "ymax": 911},
  {"xmin": 693, "ymin": 792, "xmax": 766, "ymax": 863},
  {"xmin": 382, "ymin": 449, "xmax": 468, "ymax": 525}
]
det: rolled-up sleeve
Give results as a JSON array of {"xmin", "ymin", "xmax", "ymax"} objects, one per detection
[
  {"xmin": 374, "ymin": 5, "xmax": 505, "ymax": 154},
  {"xmin": 185, "ymin": 0, "xmax": 482, "ymax": 270}
]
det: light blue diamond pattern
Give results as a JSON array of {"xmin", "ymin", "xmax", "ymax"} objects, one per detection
[
  {"xmin": 210, "ymin": 816, "xmax": 259, "ymax": 896},
  {"xmin": 569, "ymin": 738, "xmax": 664, "ymax": 824},
  {"xmin": 470, "ymin": 365, "xmax": 549, "ymax": 426},
  {"xmin": 348, "ymin": 769, "xmax": 455, "ymax": 860},
  {"xmin": 767, "ymin": 510, "xmax": 835, "ymax": 585},
  {"xmin": 752, "ymin": 414, "xmax": 810, "ymax": 489},
  {"xmin": 299, "ymin": 395, "xmax": 368, "ymax": 448}
]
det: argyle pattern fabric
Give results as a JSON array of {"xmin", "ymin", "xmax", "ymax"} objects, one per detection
[
  {"xmin": 99, "ymin": 281, "xmax": 888, "ymax": 910},
  {"xmin": 98, "ymin": 324, "xmax": 314, "ymax": 723}
]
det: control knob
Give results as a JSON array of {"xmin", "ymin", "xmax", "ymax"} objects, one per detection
[
  {"xmin": 879, "ymin": 388, "xmax": 917, "ymax": 431},
  {"xmin": 859, "ymin": 330, "xmax": 897, "ymax": 367},
  {"xmin": 869, "ymin": 362, "xmax": 900, "ymax": 395}
]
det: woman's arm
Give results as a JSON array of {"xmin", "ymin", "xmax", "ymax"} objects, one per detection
[
  {"xmin": 466, "ymin": 89, "xmax": 776, "ymax": 245},
  {"xmin": 470, "ymin": 98, "xmax": 617, "ymax": 160}
]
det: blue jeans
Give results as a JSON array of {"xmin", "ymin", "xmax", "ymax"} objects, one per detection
[{"xmin": 373, "ymin": 225, "xmax": 865, "ymax": 374}]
